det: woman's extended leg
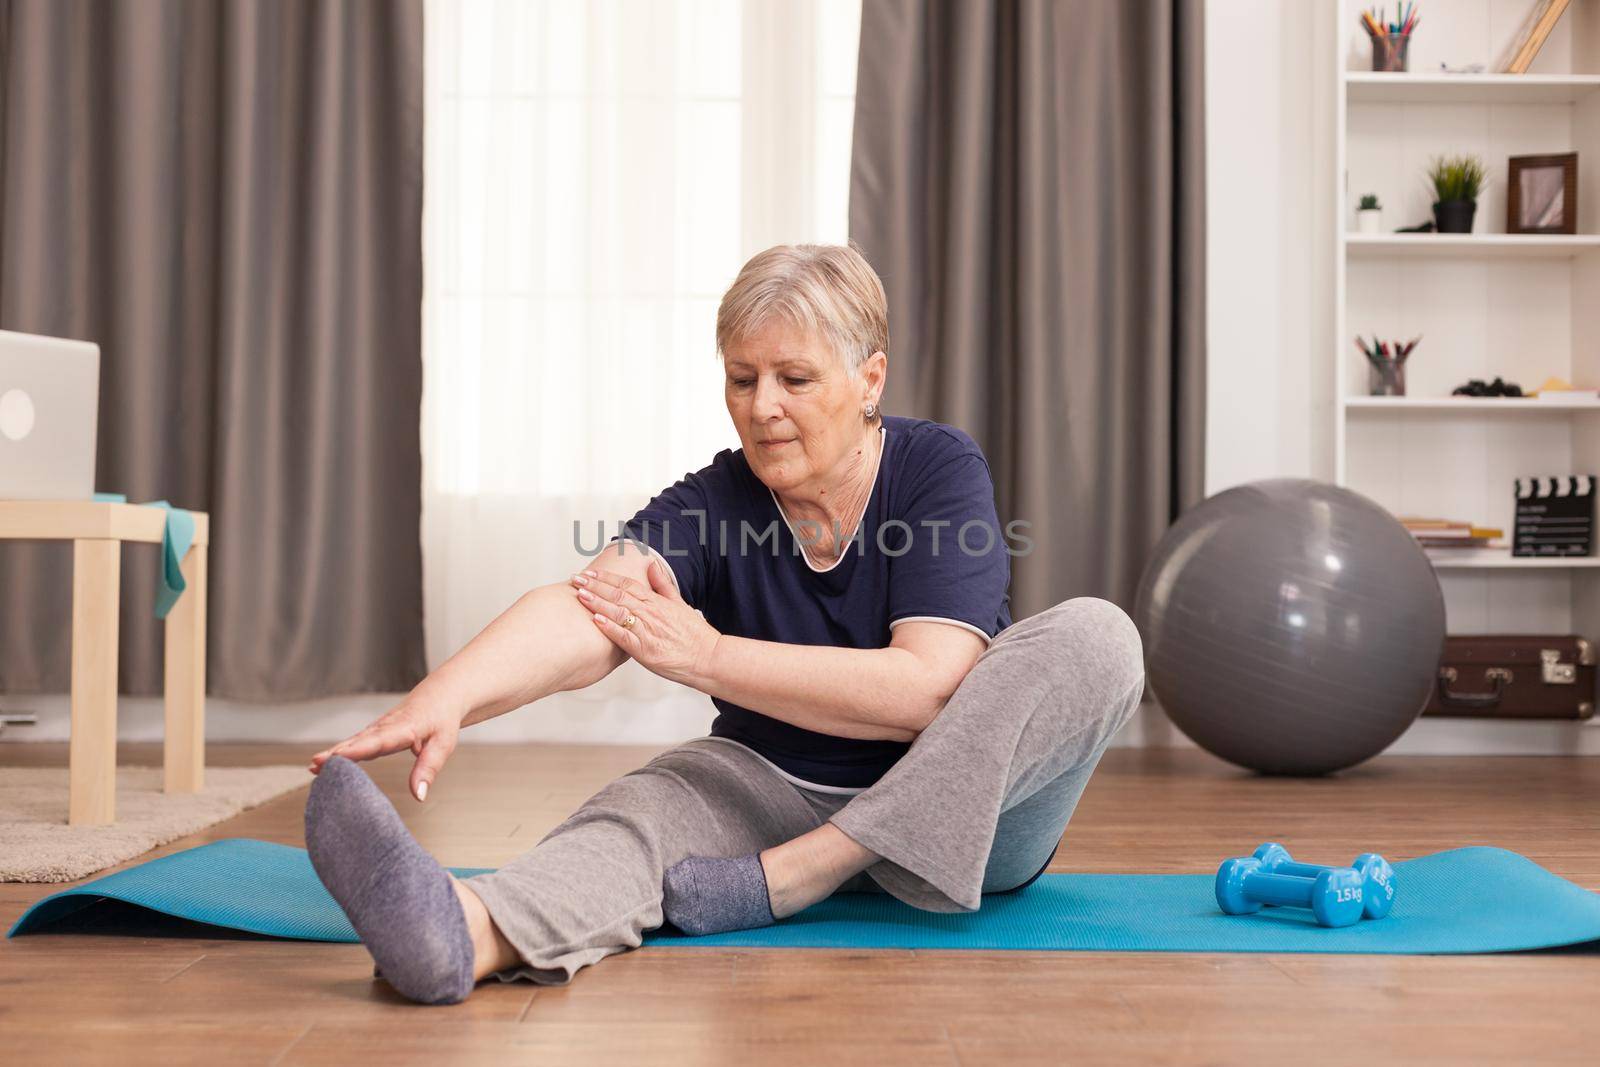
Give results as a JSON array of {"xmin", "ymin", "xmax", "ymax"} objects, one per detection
[
  {"xmin": 307, "ymin": 738, "xmax": 821, "ymax": 1002},
  {"xmin": 460, "ymin": 739, "xmax": 821, "ymax": 983}
]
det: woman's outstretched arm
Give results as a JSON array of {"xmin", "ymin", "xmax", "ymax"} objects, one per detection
[{"xmin": 309, "ymin": 543, "xmax": 654, "ymax": 800}]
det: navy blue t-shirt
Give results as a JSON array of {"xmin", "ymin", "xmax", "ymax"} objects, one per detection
[{"xmin": 620, "ymin": 415, "xmax": 1012, "ymax": 789}]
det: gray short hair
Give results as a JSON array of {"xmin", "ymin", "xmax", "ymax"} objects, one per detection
[{"xmin": 715, "ymin": 243, "xmax": 889, "ymax": 377}]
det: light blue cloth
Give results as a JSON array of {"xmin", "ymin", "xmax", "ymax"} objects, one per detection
[
  {"xmin": 90, "ymin": 493, "xmax": 196, "ymax": 619},
  {"xmin": 11, "ymin": 838, "xmax": 1600, "ymax": 956}
]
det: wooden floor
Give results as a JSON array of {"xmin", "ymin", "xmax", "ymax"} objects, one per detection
[{"xmin": 2, "ymin": 742, "xmax": 1598, "ymax": 1065}]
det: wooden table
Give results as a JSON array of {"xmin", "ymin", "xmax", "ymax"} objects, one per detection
[{"xmin": 0, "ymin": 500, "xmax": 210, "ymax": 825}]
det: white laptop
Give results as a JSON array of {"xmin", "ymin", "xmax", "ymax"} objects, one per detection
[{"xmin": 0, "ymin": 330, "xmax": 100, "ymax": 500}]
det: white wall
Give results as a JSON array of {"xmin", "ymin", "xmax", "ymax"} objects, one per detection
[
  {"xmin": 1204, "ymin": 0, "xmax": 1336, "ymax": 494},
  {"xmin": 1, "ymin": 678, "xmax": 715, "ymax": 748}
]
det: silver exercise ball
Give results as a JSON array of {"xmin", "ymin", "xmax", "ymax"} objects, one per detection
[{"xmin": 1134, "ymin": 479, "xmax": 1446, "ymax": 775}]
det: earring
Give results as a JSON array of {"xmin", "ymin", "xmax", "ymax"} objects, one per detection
[{"xmin": 863, "ymin": 403, "xmax": 877, "ymax": 419}]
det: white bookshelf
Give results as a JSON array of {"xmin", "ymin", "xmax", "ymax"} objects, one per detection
[
  {"xmin": 1428, "ymin": 549, "xmax": 1600, "ymax": 568},
  {"xmin": 1346, "ymin": 71, "xmax": 1600, "ymax": 104},
  {"xmin": 1345, "ymin": 395, "xmax": 1600, "ymax": 410},
  {"xmin": 1345, "ymin": 232, "xmax": 1600, "ymax": 257},
  {"xmin": 1334, "ymin": 0, "xmax": 1600, "ymax": 644}
]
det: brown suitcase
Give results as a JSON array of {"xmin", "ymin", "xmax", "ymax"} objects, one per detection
[{"xmin": 1423, "ymin": 635, "xmax": 1597, "ymax": 720}]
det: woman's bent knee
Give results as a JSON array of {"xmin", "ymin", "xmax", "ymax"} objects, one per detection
[{"xmin": 1024, "ymin": 597, "xmax": 1145, "ymax": 696}]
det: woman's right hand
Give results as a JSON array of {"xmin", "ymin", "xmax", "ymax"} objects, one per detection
[{"xmin": 308, "ymin": 693, "xmax": 462, "ymax": 802}]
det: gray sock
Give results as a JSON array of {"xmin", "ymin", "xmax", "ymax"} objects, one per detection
[
  {"xmin": 661, "ymin": 854, "xmax": 776, "ymax": 936},
  {"xmin": 304, "ymin": 755, "xmax": 475, "ymax": 1005}
]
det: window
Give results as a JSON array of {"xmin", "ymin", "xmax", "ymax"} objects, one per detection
[{"xmin": 421, "ymin": 0, "xmax": 860, "ymax": 702}]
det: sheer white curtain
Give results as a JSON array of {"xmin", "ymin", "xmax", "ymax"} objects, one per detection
[{"xmin": 422, "ymin": 0, "xmax": 860, "ymax": 741}]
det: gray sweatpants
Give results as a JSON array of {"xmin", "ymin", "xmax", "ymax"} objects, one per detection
[{"xmin": 467, "ymin": 597, "xmax": 1145, "ymax": 985}]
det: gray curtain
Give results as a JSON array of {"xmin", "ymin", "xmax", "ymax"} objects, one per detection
[
  {"xmin": 850, "ymin": 0, "xmax": 1206, "ymax": 619},
  {"xmin": 0, "ymin": 0, "xmax": 426, "ymax": 700}
]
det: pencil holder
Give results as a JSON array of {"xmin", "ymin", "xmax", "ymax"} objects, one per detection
[
  {"xmin": 1369, "ymin": 362, "xmax": 1406, "ymax": 397},
  {"xmin": 1371, "ymin": 32, "xmax": 1410, "ymax": 72}
]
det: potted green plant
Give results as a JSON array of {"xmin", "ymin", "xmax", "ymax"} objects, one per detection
[
  {"xmin": 1427, "ymin": 154, "xmax": 1486, "ymax": 234},
  {"xmin": 1357, "ymin": 193, "xmax": 1383, "ymax": 234}
]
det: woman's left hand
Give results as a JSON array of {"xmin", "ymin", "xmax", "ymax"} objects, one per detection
[{"xmin": 572, "ymin": 559, "xmax": 720, "ymax": 688}]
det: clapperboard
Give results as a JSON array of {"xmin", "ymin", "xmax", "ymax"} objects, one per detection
[{"xmin": 1514, "ymin": 476, "xmax": 1595, "ymax": 557}]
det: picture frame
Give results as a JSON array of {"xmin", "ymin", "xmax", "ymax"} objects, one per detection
[{"xmin": 1506, "ymin": 153, "xmax": 1578, "ymax": 235}]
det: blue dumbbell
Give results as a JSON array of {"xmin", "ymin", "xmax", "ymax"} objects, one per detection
[
  {"xmin": 1215, "ymin": 857, "xmax": 1364, "ymax": 927},
  {"xmin": 1252, "ymin": 843, "xmax": 1396, "ymax": 920}
]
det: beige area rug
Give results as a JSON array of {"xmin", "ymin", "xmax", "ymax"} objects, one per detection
[{"xmin": 1, "ymin": 765, "xmax": 311, "ymax": 882}]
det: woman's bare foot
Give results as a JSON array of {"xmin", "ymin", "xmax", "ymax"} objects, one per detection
[
  {"xmin": 759, "ymin": 822, "xmax": 877, "ymax": 919},
  {"xmin": 450, "ymin": 876, "xmax": 522, "ymax": 980}
]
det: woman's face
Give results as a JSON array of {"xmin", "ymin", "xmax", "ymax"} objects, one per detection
[{"xmin": 723, "ymin": 320, "xmax": 885, "ymax": 494}]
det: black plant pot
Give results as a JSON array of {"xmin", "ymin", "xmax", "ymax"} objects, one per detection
[{"xmin": 1433, "ymin": 199, "xmax": 1477, "ymax": 234}]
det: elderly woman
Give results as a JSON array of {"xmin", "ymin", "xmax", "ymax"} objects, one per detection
[{"xmin": 304, "ymin": 244, "xmax": 1145, "ymax": 1004}]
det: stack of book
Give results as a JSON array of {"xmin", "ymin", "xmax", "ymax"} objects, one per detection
[
  {"xmin": 1400, "ymin": 517, "xmax": 1505, "ymax": 551},
  {"xmin": 1533, "ymin": 377, "xmax": 1599, "ymax": 402}
]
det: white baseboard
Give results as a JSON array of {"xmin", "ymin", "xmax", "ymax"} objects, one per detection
[
  {"xmin": 1119, "ymin": 700, "xmax": 1600, "ymax": 757},
  {"xmin": 4, "ymin": 691, "xmax": 1597, "ymax": 757},
  {"xmin": 0, "ymin": 689, "xmax": 717, "ymax": 747}
]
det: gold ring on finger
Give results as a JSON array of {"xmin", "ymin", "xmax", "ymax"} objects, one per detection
[{"xmin": 621, "ymin": 613, "xmax": 637, "ymax": 629}]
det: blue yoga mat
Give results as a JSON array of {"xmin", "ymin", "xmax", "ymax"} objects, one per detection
[{"xmin": 10, "ymin": 838, "xmax": 1600, "ymax": 954}]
